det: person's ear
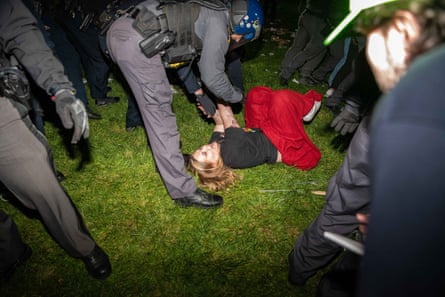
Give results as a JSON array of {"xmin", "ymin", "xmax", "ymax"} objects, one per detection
[{"xmin": 393, "ymin": 10, "xmax": 421, "ymax": 44}]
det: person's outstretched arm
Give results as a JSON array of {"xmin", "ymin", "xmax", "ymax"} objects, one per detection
[{"xmin": 216, "ymin": 103, "xmax": 240, "ymax": 129}]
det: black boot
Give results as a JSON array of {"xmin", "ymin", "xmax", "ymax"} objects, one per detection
[
  {"xmin": 81, "ymin": 245, "xmax": 112, "ymax": 280},
  {"xmin": 175, "ymin": 188, "xmax": 223, "ymax": 209}
]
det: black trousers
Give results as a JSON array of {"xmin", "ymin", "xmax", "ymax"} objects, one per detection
[{"xmin": 289, "ymin": 117, "xmax": 371, "ymax": 284}]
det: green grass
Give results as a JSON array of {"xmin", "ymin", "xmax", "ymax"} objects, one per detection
[{"xmin": 0, "ymin": 3, "xmax": 346, "ymax": 296}]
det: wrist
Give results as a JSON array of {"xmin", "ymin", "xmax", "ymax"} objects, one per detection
[
  {"xmin": 52, "ymin": 88, "xmax": 76, "ymax": 101},
  {"xmin": 194, "ymin": 89, "xmax": 204, "ymax": 96},
  {"xmin": 344, "ymin": 100, "xmax": 360, "ymax": 116},
  {"xmin": 214, "ymin": 124, "xmax": 224, "ymax": 133}
]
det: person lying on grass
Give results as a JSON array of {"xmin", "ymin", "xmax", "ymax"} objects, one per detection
[{"xmin": 188, "ymin": 86, "xmax": 323, "ymax": 191}]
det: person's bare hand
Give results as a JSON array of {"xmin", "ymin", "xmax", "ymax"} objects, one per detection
[
  {"xmin": 356, "ymin": 213, "xmax": 369, "ymax": 238},
  {"xmin": 217, "ymin": 103, "xmax": 240, "ymax": 128}
]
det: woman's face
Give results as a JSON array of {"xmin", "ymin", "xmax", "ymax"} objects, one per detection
[{"xmin": 192, "ymin": 142, "xmax": 221, "ymax": 165}]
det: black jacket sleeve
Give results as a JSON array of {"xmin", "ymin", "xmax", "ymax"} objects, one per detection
[{"xmin": 0, "ymin": 0, "xmax": 73, "ymax": 95}]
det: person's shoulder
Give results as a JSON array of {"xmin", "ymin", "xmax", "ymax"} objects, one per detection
[
  {"xmin": 396, "ymin": 45, "xmax": 445, "ymax": 98},
  {"xmin": 410, "ymin": 44, "xmax": 445, "ymax": 77}
]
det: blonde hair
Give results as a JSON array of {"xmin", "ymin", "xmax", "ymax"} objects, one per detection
[{"xmin": 188, "ymin": 154, "xmax": 240, "ymax": 191}]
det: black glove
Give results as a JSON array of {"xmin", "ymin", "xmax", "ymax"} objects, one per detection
[
  {"xmin": 330, "ymin": 101, "xmax": 360, "ymax": 135},
  {"xmin": 54, "ymin": 89, "xmax": 89, "ymax": 144},
  {"xmin": 196, "ymin": 93, "xmax": 216, "ymax": 117}
]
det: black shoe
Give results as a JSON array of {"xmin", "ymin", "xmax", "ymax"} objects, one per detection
[
  {"xmin": 56, "ymin": 170, "xmax": 65, "ymax": 182},
  {"xmin": 298, "ymin": 76, "xmax": 318, "ymax": 86},
  {"xmin": 2, "ymin": 244, "xmax": 32, "ymax": 280},
  {"xmin": 95, "ymin": 96, "xmax": 120, "ymax": 107},
  {"xmin": 81, "ymin": 245, "xmax": 112, "ymax": 280},
  {"xmin": 312, "ymin": 78, "xmax": 328, "ymax": 88},
  {"xmin": 175, "ymin": 188, "xmax": 223, "ymax": 209},
  {"xmin": 86, "ymin": 107, "xmax": 102, "ymax": 120},
  {"xmin": 299, "ymin": 76, "xmax": 328, "ymax": 87},
  {"xmin": 182, "ymin": 153, "xmax": 191, "ymax": 167}
]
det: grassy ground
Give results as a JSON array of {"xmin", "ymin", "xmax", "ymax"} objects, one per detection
[{"xmin": 1, "ymin": 2, "xmax": 348, "ymax": 296}]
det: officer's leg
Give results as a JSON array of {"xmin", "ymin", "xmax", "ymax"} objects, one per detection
[
  {"xmin": 107, "ymin": 17, "xmax": 197, "ymax": 199},
  {"xmin": 227, "ymin": 57, "xmax": 244, "ymax": 92},
  {"xmin": 75, "ymin": 27, "xmax": 111, "ymax": 99},
  {"xmin": 280, "ymin": 14, "xmax": 310, "ymax": 81},
  {"xmin": 289, "ymin": 119, "xmax": 371, "ymax": 285},
  {"xmin": 0, "ymin": 98, "xmax": 95, "ymax": 258},
  {"xmin": 298, "ymin": 49, "xmax": 326, "ymax": 81},
  {"xmin": 0, "ymin": 210, "xmax": 31, "ymax": 275},
  {"xmin": 282, "ymin": 14, "xmax": 327, "ymax": 81},
  {"xmin": 44, "ymin": 15, "xmax": 90, "ymax": 107},
  {"xmin": 311, "ymin": 40, "xmax": 345, "ymax": 83},
  {"xmin": 58, "ymin": 12, "xmax": 112, "ymax": 101},
  {"xmin": 126, "ymin": 92, "xmax": 144, "ymax": 130}
]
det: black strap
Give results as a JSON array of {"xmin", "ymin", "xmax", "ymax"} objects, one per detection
[{"xmin": 160, "ymin": 0, "xmax": 227, "ymax": 11}]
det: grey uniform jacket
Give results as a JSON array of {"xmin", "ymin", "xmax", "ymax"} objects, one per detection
[
  {"xmin": 0, "ymin": 0, "xmax": 73, "ymax": 97},
  {"xmin": 137, "ymin": 0, "xmax": 243, "ymax": 103}
]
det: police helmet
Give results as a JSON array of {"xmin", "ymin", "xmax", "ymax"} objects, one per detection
[{"xmin": 230, "ymin": 0, "xmax": 264, "ymax": 42}]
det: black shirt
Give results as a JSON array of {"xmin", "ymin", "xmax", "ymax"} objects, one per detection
[{"xmin": 209, "ymin": 127, "xmax": 278, "ymax": 169}]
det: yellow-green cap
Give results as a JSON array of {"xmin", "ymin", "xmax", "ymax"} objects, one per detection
[{"xmin": 324, "ymin": 0, "xmax": 397, "ymax": 45}]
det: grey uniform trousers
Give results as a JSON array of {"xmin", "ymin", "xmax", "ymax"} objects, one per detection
[
  {"xmin": 106, "ymin": 16, "xmax": 197, "ymax": 199},
  {"xmin": 289, "ymin": 116, "xmax": 371, "ymax": 284},
  {"xmin": 0, "ymin": 97, "xmax": 96, "ymax": 266}
]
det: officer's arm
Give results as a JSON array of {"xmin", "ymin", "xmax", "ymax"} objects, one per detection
[
  {"xmin": 0, "ymin": 0, "xmax": 73, "ymax": 95},
  {"xmin": 198, "ymin": 13, "xmax": 242, "ymax": 104}
]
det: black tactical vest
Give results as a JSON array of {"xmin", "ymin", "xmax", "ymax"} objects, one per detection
[
  {"xmin": 160, "ymin": 1, "xmax": 203, "ymax": 67},
  {"xmin": 134, "ymin": 0, "xmax": 228, "ymax": 67}
]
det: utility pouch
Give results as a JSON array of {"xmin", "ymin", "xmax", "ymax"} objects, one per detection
[
  {"xmin": 132, "ymin": 8, "xmax": 176, "ymax": 58},
  {"xmin": 0, "ymin": 66, "xmax": 31, "ymax": 110},
  {"xmin": 159, "ymin": 2, "xmax": 202, "ymax": 67},
  {"xmin": 139, "ymin": 30, "xmax": 176, "ymax": 58},
  {"xmin": 132, "ymin": 7, "xmax": 162, "ymax": 38},
  {"xmin": 163, "ymin": 45, "xmax": 197, "ymax": 67}
]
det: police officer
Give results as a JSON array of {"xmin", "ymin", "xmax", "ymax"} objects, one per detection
[
  {"xmin": 279, "ymin": 0, "xmax": 348, "ymax": 86},
  {"xmin": 106, "ymin": 0, "xmax": 264, "ymax": 208},
  {"xmin": 0, "ymin": 0, "xmax": 111, "ymax": 280},
  {"xmin": 55, "ymin": 0, "xmax": 120, "ymax": 107}
]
